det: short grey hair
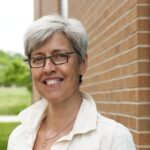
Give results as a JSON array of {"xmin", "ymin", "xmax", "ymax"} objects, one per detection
[{"xmin": 24, "ymin": 15, "xmax": 88, "ymax": 61}]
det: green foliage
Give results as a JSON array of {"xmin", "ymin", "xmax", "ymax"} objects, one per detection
[
  {"xmin": 0, "ymin": 87, "xmax": 31, "ymax": 115},
  {"xmin": 0, "ymin": 51, "xmax": 10, "ymax": 85},
  {"xmin": 0, "ymin": 122, "xmax": 19, "ymax": 150},
  {"xmin": 0, "ymin": 50, "xmax": 32, "ymax": 92}
]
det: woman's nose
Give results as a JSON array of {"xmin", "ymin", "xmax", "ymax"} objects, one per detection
[{"xmin": 43, "ymin": 58, "xmax": 57, "ymax": 73}]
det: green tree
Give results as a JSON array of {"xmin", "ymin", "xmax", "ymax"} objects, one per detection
[
  {"xmin": 0, "ymin": 50, "xmax": 32, "ymax": 92},
  {"xmin": 0, "ymin": 50, "xmax": 10, "ymax": 85}
]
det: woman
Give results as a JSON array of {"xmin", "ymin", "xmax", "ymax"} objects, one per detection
[{"xmin": 8, "ymin": 15, "xmax": 135, "ymax": 150}]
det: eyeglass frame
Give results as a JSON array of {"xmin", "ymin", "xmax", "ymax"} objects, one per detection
[{"xmin": 24, "ymin": 51, "xmax": 75, "ymax": 68}]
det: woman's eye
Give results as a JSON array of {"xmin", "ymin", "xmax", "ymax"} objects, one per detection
[
  {"xmin": 31, "ymin": 57, "xmax": 44, "ymax": 64},
  {"xmin": 54, "ymin": 53, "xmax": 67, "ymax": 60}
]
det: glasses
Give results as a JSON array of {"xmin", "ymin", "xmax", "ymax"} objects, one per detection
[{"xmin": 24, "ymin": 51, "xmax": 74, "ymax": 68}]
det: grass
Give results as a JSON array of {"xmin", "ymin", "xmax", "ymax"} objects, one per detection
[
  {"xmin": 0, "ymin": 87, "xmax": 31, "ymax": 149},
  {"xmin": 0, "ymin": 86, "xmax": 31, "ymax": 115},
  {"xmin": 0, "ymin": 122, "xmax": 19, "ymax": 150}
]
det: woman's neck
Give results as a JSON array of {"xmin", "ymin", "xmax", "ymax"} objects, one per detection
[{"xmin": 45, "ymin": 92, "xmax": 82, "ymax": 132}]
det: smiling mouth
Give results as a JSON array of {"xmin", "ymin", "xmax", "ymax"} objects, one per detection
[{"xmin": 43, "ymin": 78, "xmax": 63, "ymax": 86}]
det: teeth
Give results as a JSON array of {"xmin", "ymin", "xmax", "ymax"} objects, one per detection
[{"xmin": 45, "ymin": 79, "xmax": 61, "ymax": 85}]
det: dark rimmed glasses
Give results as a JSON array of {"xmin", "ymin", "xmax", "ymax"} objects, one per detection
[{"xmin": 24, "ymin": 51, "xmax": 75, "ymax": 68}]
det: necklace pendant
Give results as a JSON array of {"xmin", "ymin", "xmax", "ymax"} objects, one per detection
[{"xmin": 42, "ymin": 140, "xmax": 47, "ymax": 148}]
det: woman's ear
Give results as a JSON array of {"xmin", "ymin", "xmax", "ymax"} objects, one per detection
[{"xmin": 79, "ymin": 53, "xmax": 88, "ymax": 75}]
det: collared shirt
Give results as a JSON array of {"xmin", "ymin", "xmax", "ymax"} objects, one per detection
[{"xmin": 7, "ymin": 93, "xmax": 136, "ymax": 150}]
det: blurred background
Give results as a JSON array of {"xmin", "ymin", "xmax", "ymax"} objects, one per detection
[{"xmin": 0, "ymin": 0, "xmax": 33, "ymax": 149}]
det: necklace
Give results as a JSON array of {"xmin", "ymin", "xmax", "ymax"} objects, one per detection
[{"xmin": 42, "ymin": 117, "xmax": 76, "ymax": 148}]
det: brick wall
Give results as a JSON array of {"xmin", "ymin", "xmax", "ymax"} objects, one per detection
[
  {"xmin": 69, "ymin": 0, "xmax": 150, "ymax": 149},
  {"xmin": 34, "ymin": 0, "xmax": 60, "ymax": 20}
]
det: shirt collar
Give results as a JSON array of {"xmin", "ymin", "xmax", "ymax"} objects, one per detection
[
  {"xmin": 18, "ymin": 98, "xmax": 48, "ymax": 133},
  {"xmin": 18, "ymin": 93, "xmax": 98, "ymax": 137},
  {"xmin": 58, "ymin": 93, "xmax": 98, "ymax": 141},
  {"xmin": 73, "ymin": 93, "xmax": 97, "ymax": 134}
]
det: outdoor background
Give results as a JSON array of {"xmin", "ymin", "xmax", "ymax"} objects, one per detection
[{"xmin": 0, "ymin": 0, "xmax": 33, "ymax": 149}]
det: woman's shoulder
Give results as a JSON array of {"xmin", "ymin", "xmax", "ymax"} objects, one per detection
[
  {"xmin": 97, "ymin": 113, "xmax": 131, "ymax": 135},
  {"xmin": 95, "ymin": 113, "xmax": 135, "ymax": 149},
  {"xmin": 8, "ymin": 124, "xmax": 25, "ymax": 142},
  {"xmin": 7, "ymin": 124, "xmax": 25, "ymax": 149}
]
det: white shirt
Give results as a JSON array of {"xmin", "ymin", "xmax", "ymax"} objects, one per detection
[{"xmin": 7, "ymin": 93, "xmax": 136, "ymax": 150}]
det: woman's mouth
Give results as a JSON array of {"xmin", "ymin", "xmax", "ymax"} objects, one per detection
[{"xmin": 44, "ymin": 78, "xmax": 64, "ymax": 86}]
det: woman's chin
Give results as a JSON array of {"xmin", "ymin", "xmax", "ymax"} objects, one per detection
[{"xmin": 43, "ymin": 93, "xmax": 64, "ymax": 103}]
